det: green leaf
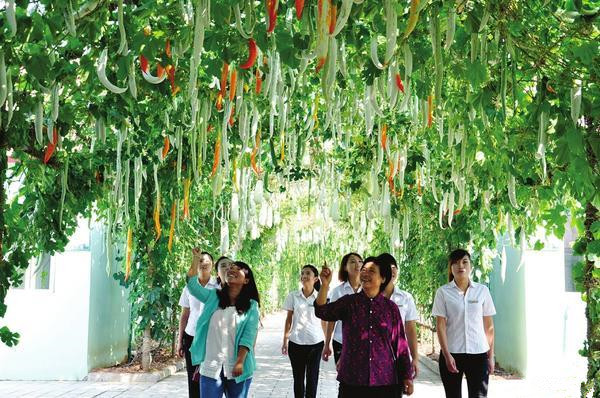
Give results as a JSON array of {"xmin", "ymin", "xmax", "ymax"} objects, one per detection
[
  {"xmin": 467, "ymin": 60, "xmax": 488, "ymax": 89},
  {"xmin": 591, "ymin": 221, "xmax": 600, "ymax": 236},
  {"xmin": 588, "ymin": 240, "xmax": 600, "ymax": 256},
  {"xmin": 534, "ymin": 240, "xmax": 545, "ymax": 250}
]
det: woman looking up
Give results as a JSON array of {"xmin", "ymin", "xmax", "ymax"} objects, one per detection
[
  {"xmin": 282, "ymin": 265, "xmax": 325, "ymax": 398},
  {"xmin": 315, "ymin": 257, "xmax": 414, "ymax": 398},
  {"xmin": 432, "ymin": 249, "xmax": 496, "ymax": 398},
  {"xmin": 323, "ymin": 252, "xmax": 363, "ymax": 364},
  {"xmin": 177, "ymin": 251, "xmax": 219, "ymax": 398},
  {"xmin": 215, "ymin": 256, "xmax": 234, "ymax": 288},
  {"xmin": 186, "ymin": 248, "xmax": 260, "ymax": 398}
]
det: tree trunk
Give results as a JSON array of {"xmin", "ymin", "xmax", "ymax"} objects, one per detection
[
  {"xmin": 583, "ymin": 201, "xmax": 599, "ymax": 397},
  {"xmin": 171, "ymin": 303, "xmax": 176, "ymax": 357},
  {"xmin": 0, "ymin": 146, "xmax": 8, "ymax": 317},
  {"xmin": 141, "ymin": 325, "xmax": 152, "ymax": 371}
]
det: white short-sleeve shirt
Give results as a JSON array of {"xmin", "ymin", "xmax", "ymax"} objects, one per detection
[
  {"xmin": 200, "ymin": 306, "xmax": 240, "ymax": 380},
  {"xmin": 432, "ymin": 280, "xmax": 496, "ymax": 354},
  {"xmin": 328, "ymin": 282, "xmax": 361, "ymax": 344},
  {"xmin": 390, "ymin": 287, "xmax": 419, "ymax": 327},
  {"xmin": 179, "ymin": 277, "xmax": 220, "ymax": 336},
  {"xmin": 283, "ymin": 289, "xmax": 325, "ymax": 345}
]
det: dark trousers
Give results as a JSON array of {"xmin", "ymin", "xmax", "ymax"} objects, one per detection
[
  {"xmin": 182, "ymin": 331, "xmax": 200, "ymax": 398},
  {"xmin": 288, "ymin": 340, "xmax": 324, "ymax": 398},
  {"xmin": 332, "ymin": 340, "xmax": 343, "ymax": 364},
  {"xmin": 439, "ymin": 352, "xmax": 489, "ymax": 398},
  {"xmin": 339, "ymin": 383, "xmax": 399, "ymax": 398}
]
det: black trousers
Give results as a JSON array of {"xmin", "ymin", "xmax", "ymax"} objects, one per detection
[
  {"xmin": 339, "ymin": 383, "xmax": 399, "ymax": 398},
  {"xmin": 439, "ymin": 352, "xmax": 489, "ymax": 398},
  {"xmin": 332, "ymin": 340, "xmax": 343, "ymax": 364},
  {"xmin": 288, "ymin": 340, "xmax": 324, "ymax": 398},
  {"xmin": 182, "ymin": 331, "xmax": 200, "ymax": 398}
]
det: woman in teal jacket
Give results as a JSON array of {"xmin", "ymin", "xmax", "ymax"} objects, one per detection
[{"xmin": 186, "ymin": 248, "xmax": 260, "ymax": 398}]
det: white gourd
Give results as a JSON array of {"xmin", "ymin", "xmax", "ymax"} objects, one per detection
[
  {"xmin": 447, "ymin": 189, "xmax": 455, "ymax": 227},
  {"xmin": 6, "ymin": 0, "xmax": 17, "ymax": 38},
  {"xmin": 571, "ymin": 79, "xmax": 582, "ymax": 125},
  {"xmin": 34, "ymin": 101, "xmax": 44, "ymax": 145},
  {"xmin": 5, "ymin": 69, "xmax": 13, "ymax": 127},
  {"xmin": 0, "ymin": 51, "xmax": 7, "ymax": 107}
]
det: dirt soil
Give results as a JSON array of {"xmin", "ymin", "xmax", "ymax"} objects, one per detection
[{"xmin": 92, "ymin": 347, "xmax": 182, "ymax": 373}]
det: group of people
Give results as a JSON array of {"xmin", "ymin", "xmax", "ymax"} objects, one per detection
[{"xmin": 178, "ymin": 248, "xmax": 496, "ymax": 398}]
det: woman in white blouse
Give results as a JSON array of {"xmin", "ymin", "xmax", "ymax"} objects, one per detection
[
  {"xmin": 177, "ymin": 251, "xmax": 219, "ymax": 398},
  {"xmin": 324, "ymin": 252, "xmax": 363, "ymax": 364},
  {"xmin": 432, "ymin": 249, "xmax": 496, "ymax": 398},
  {"xmin": 379, "ymin": 253, "xmax": 420, "ymax": 378},
  {"xmin": 282, "ymin": 264, "xmax": 325, "ymax": 398}
]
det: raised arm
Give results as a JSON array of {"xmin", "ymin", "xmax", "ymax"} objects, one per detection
[
  {"xmin": 314, "ymin": 264, "xmax": 349, "ymax": 322},
  {"xmin": 186, "ymin": 248, "xmax": 212, "ymax": 302}
]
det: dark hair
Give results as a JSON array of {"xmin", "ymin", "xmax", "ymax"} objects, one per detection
[
  {"xmin": 201, "ymin": 251, "xmax": 214, "ymax": 263},
  {"xmin": 302, "ymin": 264, "xmax": 321, "ymax": 291},
  {"xmin": 215, "ymin": 256, "xmax": 231, "ymax": 267},
  {"xmin": 216, "ymin": 261, "xmax": 260, "ymax": 314},
  {"xmin": 448, "ymin": 249, "xmax": 471, "ymax": 282},
  {"xmin": 197, "ymin": 252, "xmax": 214, "ymax": 274},
  {"xmin": 338, "ymin": 252, "xmax": 362, "ymax": 282},
  {"xmin": 377, "ymin": 252, "xmax": 397, "ymax": 268},
  {"xmin": 362, "ymin": 256, "xmax": 391, "ymax": 293},
  {"xmin": 215, "ymin": 256, "xmax": 232, "ymax": 286}
]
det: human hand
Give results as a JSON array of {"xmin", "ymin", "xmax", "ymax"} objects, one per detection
[
  {"xmin": 281, "ymin": 341, "xmax": 288, "ymax": 355},
  {"xmin": 232, "ymin": 360, "xmax": 244, "ymax": 377},
  {"xmin": 320, "ymin": 261, "xmax": 332, "ymax": 287},
  {"xmin": 444, "ymin": 352, "xmax": 459, "ymax": 373},
  {"xmin": 188, "ymin": 247, "xmax": 202, "ymax": 277},
  {"xmin": 412, "ymin": 361, "xmax": 419, "ymax": 378},
  {"xmin": 403, "ymin": 379, "xmax": 414, "ymax": 395},
  {"xmin": 177, "ymin": 342, "xmax": 184, "ymax": 358},
  {"xmin": 322, "ymin": 345, "xmax": 332, "ymax": 361},
  {"xmin": 488, "ymin": 355, "xmax": 495, "ymax": 374}
]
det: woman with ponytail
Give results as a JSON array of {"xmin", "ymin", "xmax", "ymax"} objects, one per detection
[{"xmin": 281, "ymin": 264, "xmax": 325, "ymax": 398}]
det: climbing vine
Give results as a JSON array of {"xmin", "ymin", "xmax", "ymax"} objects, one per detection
[{"xmin": 1, "ymin": 0, "xmax": 599, "ymax": 393}]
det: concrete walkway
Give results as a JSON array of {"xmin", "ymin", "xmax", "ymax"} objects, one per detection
[{"xmin": 0, "ymin": 311, "xmax": 583, "ymax": 397}]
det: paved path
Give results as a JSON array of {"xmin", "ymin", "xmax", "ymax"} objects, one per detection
[{"xmin": 0, "ymin": 311, "xmax": 584, "ymax": 397}]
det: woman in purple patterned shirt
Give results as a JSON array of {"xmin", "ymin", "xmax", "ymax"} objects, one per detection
[{"xmin": 314, "ymin": 257, "xmax": 414, "ymax": 398}]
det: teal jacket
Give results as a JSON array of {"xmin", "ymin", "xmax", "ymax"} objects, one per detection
[{"xmin": 186, "ymin": 277, "xmax": 259, "ymax": 383}]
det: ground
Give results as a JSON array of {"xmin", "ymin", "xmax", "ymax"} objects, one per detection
[{"xmin": 0, "ymin": 311, "xmax": 583, "ymax": 397}]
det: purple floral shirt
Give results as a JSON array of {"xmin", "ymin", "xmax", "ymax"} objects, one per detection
[{"xmin": 315, "ymin": 291, "xmax": 413, "ymax": 386}]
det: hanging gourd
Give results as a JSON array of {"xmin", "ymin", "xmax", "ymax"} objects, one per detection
[
  {"xmin": 125, "ymin": 227, "xmax": 133, "ymax": 282},
  {"xmin": 168, "ymin": 201, "xmax": 176, "ymax": 253},
  {"xmin": 97, "ymin": 49, "xmax": 128, "ymax": 94}
]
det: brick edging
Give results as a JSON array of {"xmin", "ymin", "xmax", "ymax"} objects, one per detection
[{"xmin": 86, "ymin": 359, "xmax": 185, "ymax": 383}]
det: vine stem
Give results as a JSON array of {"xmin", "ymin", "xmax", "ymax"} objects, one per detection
[
  {"xmin": 583, "ymin": 118, "xmax": 599, "ymax": 396},
  {"xmin": 0, "ymin": 141, "xmax": 8, "ymax": 317}
]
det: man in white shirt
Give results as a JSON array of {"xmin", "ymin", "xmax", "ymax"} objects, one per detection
[{"xmin": 177, "ymin": 252, "xmax": 220, "ymax": 398}]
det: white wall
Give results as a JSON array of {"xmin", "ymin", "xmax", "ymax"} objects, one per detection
[
  {"xmin": 87, "ymin": 222, "xmax": 130, "ymax": 370},
  {"xmin": 490, "ymin": 230, "xmax": 587, "ymax": 379},
  {"xmin": 0, "ymin": 251, "xmax": 92, "ymax": 380},
  {"xmin": 0, "ymin": 218, "xmax": 131, "ymax": 381}
]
